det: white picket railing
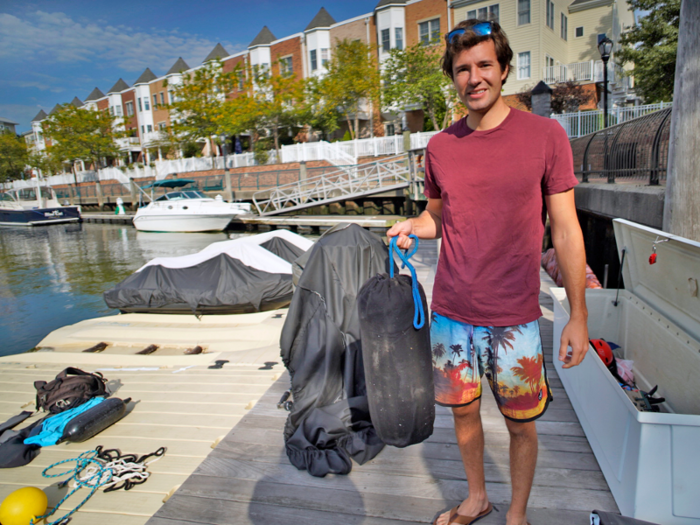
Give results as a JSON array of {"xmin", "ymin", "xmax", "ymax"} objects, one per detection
[
  {"xmin": 553, "ymin": 102, "xmax": 673, "ymax": 138},
  {"xmin": 3, "ymin": 131, "xmax": 443, "ymax": 191}
]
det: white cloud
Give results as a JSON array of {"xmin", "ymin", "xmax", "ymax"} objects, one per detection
[{"xmin": 0, "ymin": 11, "xmax": 241, "ymax": 74}]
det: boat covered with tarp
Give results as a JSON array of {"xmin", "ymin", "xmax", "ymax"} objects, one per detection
[{"xmin": 103, "ymin": 231, "xmax": 313, "ymax": 314}]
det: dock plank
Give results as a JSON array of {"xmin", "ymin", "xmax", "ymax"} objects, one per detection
[{"xmin": 149, "ymin": 243, "xmax": 618, "ymax": 525}]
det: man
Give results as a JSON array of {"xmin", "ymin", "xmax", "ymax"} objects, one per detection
[{"xmin": 387, "ymin": 20, "xmax": 589, "ymax": 525}]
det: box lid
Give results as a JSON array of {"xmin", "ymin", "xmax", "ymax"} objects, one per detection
[{"xmin": 613, "ymin": 219, "xmax": 700, "ymax": 343}]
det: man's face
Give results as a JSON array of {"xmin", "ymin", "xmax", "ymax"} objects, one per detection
[{"xmin": 451, "ymin": 40, "xmax": 508, "ymax": 115}]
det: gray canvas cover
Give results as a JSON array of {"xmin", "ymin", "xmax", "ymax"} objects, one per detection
[
  {"xmin": 280, "ymin": 223, "xmax": 396, "ymax": 477},
  {"xmin": 104, "ymin": 253, "xmax": 293, "ymax": 314}
]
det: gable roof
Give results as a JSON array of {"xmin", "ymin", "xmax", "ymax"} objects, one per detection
[
  {"xmin": 376, "ymin": 0, "xmax": 406, "ymax": 8},
  {"xmin": 49, "ymin": 104, "xmax": 62, "ymax": 115},
  {"xmin": 134, "ymin": 68, "xmax": 157, "ymax": 85},
  {"xmin": 249, "ymin": 26, "xmax": 276, "ymax": 47},
  {"xmin": 203, "ymin": 43, "xmax": 229, "ymax": 62},
  {"xmin": 85, "ymin": 87, "xmax": 105, "ymax": 102},
  {"xmin": 166, "ymin": 57, "xmax": 190, "ymax": 76},
  {"xmin": 31, "ymin": 109, "xmax": 48, "ymax": 122},
  {"xmin": 305, "ymin": 7, "xmax": 336, "ymax": 31},
  {"xmin": 70, "ymin": 97, "xmax": 84, "ymax": 108},
  {"xmin": 107, "ymin": 78, "xmax": 130, "ymax": 94}
]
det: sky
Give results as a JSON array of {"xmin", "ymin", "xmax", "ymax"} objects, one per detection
[{"xmin": 0, "ymin": 1, "xmax": 381, "ymax": 133}]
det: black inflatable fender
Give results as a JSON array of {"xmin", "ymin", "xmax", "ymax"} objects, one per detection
[{"xmin": 61, "ymin": 397, "xmax": 130, "ymax": 443}]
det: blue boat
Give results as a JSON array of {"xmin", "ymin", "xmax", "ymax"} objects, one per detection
[{"xmin": 0, "ymin": 186, "xmax": 81, "ymax": 226}]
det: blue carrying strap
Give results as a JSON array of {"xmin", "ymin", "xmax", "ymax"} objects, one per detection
[{"xmin": 389, "ymin": 235, "xmax": 425, "ymax": 330}]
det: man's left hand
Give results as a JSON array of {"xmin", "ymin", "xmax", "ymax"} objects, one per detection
[{"xmin": 558, "ymin": 317, "xmax": 589, "ymax": 369}]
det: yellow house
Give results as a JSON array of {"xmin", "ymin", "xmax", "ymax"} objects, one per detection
[{"xmin": 450, "ymin": 0, "xmax": 637, "ymax": 106}]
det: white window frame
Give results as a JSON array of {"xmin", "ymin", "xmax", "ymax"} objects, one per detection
[
  {"xmin": 575, "ymin": 26, "xmax": 584, "ymax": 38},
  {"xmin": 310, "ymin": 49, "xmax": 317, "ymax": 71},
  {"xmin": 546, "ymin": 0, "xmax": 555, "ymax": 30},
  {"xmin": 125, "ymin": 101, "xmax": 134, "ymax": 117},
  {"xmin": 561, "ymin": 13, "xmax": 568, "ymax": 40},
  {"xmin": 419, "ymin": 18, "xmax": 440, "ymax": 46},
  {"xmin": 381, "ymin": 28, "xmax": 391, "ymax": 53},
  {"xmin": 144, "ymin": 98, "xmax": 150, "ymax": 111},
  {"xmin": 395, "ymin": 27, "xmax": 403, "ymax": 50},
  {"xmin": 279, "ymin": 55, "xmax": 293, "ymax": 76},
  {"xmin": 517, "ymin": 0, "xmax": 530, "ymax": 26},
  {"xmin": 517, "ymin": 51, "xmax": 531, "ymax": 80},
  {"xmin": 321, "ymin": 48, "xmax": 329, "ymax": 67},
  {"xmin": 468, "ymin": 5, "xmax": 499, "ymax": 23},
  {"xmin": 160, "ymin": 92, "xmax": 165, "ymax": 105}
]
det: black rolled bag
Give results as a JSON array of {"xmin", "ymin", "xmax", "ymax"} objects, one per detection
[
  {"xmin": 357, "ymin": 239, "xmax": 435, "ymax": 448},
  {"xmin": 280, "ymin": 224, "xmax": 393, "ymax": 477}
]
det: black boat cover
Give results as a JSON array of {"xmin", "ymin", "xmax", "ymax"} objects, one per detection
[
  {"xmin": 280, "ymin": 224, "xmax": 395, "ymax": 477},
  {"xmin": 104, "ymin": 231, "xmax": 312, "ymax": 314}
]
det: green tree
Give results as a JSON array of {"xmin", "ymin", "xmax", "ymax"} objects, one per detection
[
  {"xmin": 382, "ymin": 43, "xmax": 456, "ymax": 131},
  {"xmin": 515, "ymin": 81, "xmax": 595, "ymax": 114},
  {"xmin": 316, "ymin": 39, "xmax": 381, "ymax": 140},
  {"xmin": 167, "ymin": 59, "xmax": 238, "ymax": 158},
  {"xmin": 306, "ymin": 76, "xmax": 343, "ymax": 141},
  {"xmin": 617, "ymin": 0, "xmax": 680, "ymax": 103},
  {"xmin": 43, "ymin": 104, "xmax": 121, "ymax": 172},
  {"xmin": 0, "ymin": 130, "xmax": 29, "ymax": 182}
]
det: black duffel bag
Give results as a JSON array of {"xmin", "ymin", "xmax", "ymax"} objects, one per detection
[{"xmin": 357, "ymin": 236, "xmax": 434, "ymax": 447}]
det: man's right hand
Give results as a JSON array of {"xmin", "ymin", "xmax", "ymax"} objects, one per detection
[{"xmin": 387, "ymin": 219, "xmax": 415, "ymax": 249}]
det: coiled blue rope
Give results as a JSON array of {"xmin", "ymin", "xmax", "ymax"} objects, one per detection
[
  {"xmin": 31, "ymin": 449, "xmax": 113, "ymax": 525},
  {"xmin": 389, "ymin": 235, "xmax": 425, "ymax": 330}
]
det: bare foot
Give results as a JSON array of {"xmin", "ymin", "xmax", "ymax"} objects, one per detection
[{"xmin": 434, "ymin": 494, "xmax": 490, "ymax": 525}]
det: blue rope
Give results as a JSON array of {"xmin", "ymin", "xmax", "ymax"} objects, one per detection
[
  {"xmin": 31, "ymin": 449, "xmax": 113, "ymax": 525},
  {"xmin": 389, "ymin": 235, "xmax": 425, "ymax": 330}
]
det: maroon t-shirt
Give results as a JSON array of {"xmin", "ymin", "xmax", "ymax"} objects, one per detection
[{"xmin": 424, "ymin": 108, "xmax": 578, "ymax": 326}]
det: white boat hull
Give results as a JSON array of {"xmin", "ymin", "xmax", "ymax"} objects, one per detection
[{"xmin": 133, "ymin": 213, "xmax": 236, "ymax": 232}]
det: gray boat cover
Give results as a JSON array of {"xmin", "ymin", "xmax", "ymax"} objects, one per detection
[
  {"xmin": 104, "ymin": 232, "xmax": 311, "ymax": 314},
  {"xmin": 280, "ymin": 224, "xmax": 395, "ymax": 477}
]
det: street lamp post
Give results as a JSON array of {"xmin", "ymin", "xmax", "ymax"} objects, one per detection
[
  {"xmin": 219, "ymin": 134, "xmax": 233, "ymax": 202},
  {"xmin": 598, "ymin": 37, "xmax": 614, "ymax": 183},
  {"xmin": 598, "ymin": 37, "xmax": 614, "ymax": 129}
]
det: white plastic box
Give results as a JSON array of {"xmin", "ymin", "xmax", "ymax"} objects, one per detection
[{"xmin": 551, "ymin": 219, "xmax": 700, "ymax": 525}]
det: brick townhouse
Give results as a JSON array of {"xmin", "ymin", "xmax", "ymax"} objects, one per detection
[{"xmin": 27, "ymin": 0, "xmax": 636, "ymax": 162}]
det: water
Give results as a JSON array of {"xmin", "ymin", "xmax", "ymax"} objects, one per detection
[{"xmin": 0, "ymin": 223, "xmax": 230, "ymax": 357}]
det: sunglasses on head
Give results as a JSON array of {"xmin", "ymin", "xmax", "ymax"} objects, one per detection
[{"xmin": 445, "ymin": 21, "xmax": 494, "ymax": 45}]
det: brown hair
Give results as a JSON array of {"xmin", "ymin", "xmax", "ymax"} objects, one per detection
[{"xmin": 441, "ymin": 19, "xmax": 514, "ymax": 85}]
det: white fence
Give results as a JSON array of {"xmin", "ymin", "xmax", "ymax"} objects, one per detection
[
  {"xmin": 3, "ymin": 131, "xmax": 441, "ymax": 191},
  {"xmin": 553, "ymin": 102, "xmax": 673, "ymax": 138},
  {"xmin": 543, "ymin": 60, "xmax": 626, "ymax": 85}
]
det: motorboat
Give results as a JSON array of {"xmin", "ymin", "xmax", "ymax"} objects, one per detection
[
  {"xmin": 104, "ymin": 230, "xmax": 313, "ymax": 315},
  {"xmin": 0, "ymin": 185, "xmax": 81, "ymax": 226},
  {"xmin": 132, "ymin": 179, "xmax": 252, "ymax": 233}
]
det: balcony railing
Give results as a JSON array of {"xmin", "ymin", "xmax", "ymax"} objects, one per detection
[{"xmin": 543, "ymin": 60, "xmax": 626, "ymax": 85}]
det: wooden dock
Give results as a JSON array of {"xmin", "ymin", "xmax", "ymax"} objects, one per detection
[{"xmin": 148, "ymin": 240, "xmax": 618, "ymax": 525}]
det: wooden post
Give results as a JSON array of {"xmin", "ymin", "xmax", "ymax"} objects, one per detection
[
  {"xmin": 663, "ymin": 0, "xmax": 700, "ymax": 241},
  {"xmin": 95, "ymin": 180, "xmax": 104, "ymax": 211},
  {"xmin": 129, "ymin": 177, "xmax": 139, "ymax": 211}
]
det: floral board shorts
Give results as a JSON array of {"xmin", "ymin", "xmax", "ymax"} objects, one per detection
[{"xmin": 430, "ymin": 312, "xmax": 552, "ymax": 422}]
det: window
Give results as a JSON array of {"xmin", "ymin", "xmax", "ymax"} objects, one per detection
[
  {"xmin": 115, "ymin": 105, "xmax": 122, "ymax": 116},
  {"xmin": 158, "ymin": 122, "xmax": 167, "ymax": 130},
  {"xmin": 147, "ymin": 125, "xmax": 152, "ymax": 133},
  {"xmin": 310, "ymin": 49, "xmax": 317, "ymax": 71},
  {"xmin": 125, "ymin": 101, "xmax": 134, "ymax": 116},
  {"xmin": 467, "ymin": 9, "xmax": 475, "ymax": 19},
  {"xmin": 575, "ymin": 26, "xmax": 584, "ymax": 38},
  {"xmin": 395, "ymin": 27, "xmax": 403, "ymax": 50},
  {"xmin": 546, "ymin": 1, "xmax": 554, "ymax": 30},
  {"xmin": 478, "ymin": 7, "xmax": 488, "ymax": 20},
  {"xmin": 517, "ymin": 51, "xmax": 531, "ymax": 79},
  {"xmin": 144, "ymin": 98, "xmax": 150, "ymax": 111},
  {"xmin": 141, "ymin": 125, "xmax": 144, "ymax": 134},
  {"xmin": 321, "ymin": 48, "xmax": 329, "ymax": 67},
  {"xmin": 382, "ymin": 28, "xmax": 391, "ymax": 53},
  {"xmin": 280, "ymin": 56, "xmax": 293, "ymax": 76},
  {"xmin": 153, "ymin": 94, "xmax": 158, "ymax": 109},
  {"xmin": 489, "ymin": 5, "xmax": 499, "ymax": 23},
  {"xmin": 385, "ymin": 123, "xmax": 395, "ymax": 136},
  {"xmin": 419, "ymin": 18, "xmax": 440, "ymax": 45},
  {"xmin": 236, "ymin": 71, "xmax": 245, "ymax": 90},
  {"xmin": 545, "ymin": 55, "xmax": 555, "ymax": 82},
  {"xmin": 137, "ymin": 98, "xmax": 142, "ymax": 112},
  {"xmin": 109, "ymin": 106, "xmax": 114, "ymax": 116},
  {"xmin": 561, "ymin": 13, "xmax": 568, "ymax": 40},
  {"xmin": 160, "ymin": 92, "xmax": 165, "ymax": 105},
  {"xmin": 518, "ymin": 0, "xmax": 530, "ymax": 25}
]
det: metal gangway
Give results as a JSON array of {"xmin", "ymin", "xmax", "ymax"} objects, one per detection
[{"xmin": 252, "ymin": 154, "xmax": 415, "ymax": 216}]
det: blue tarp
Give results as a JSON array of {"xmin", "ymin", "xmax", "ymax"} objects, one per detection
[{"xmin": 24, "ymin": 397, "xmax": 106, "ymax": 447}]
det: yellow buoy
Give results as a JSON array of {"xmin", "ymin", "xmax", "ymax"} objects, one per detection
[{"xmin": 0, "ymin": 487, "xmax": 48, "ymax": 525}]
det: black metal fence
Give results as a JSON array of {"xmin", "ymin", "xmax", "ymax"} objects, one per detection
[{"xmin": 571, "ymin": 107, "xmax": 672, "ymax": 185}]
